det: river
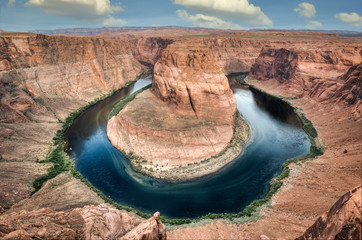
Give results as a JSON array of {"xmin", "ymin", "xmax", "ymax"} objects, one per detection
[{"xmin": 64, "ymin": 75, "xmax": 310, "ymax": 218}]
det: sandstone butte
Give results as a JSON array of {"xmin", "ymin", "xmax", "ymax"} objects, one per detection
[
  {"xmin": 107, "ymin": 42, "xmax": 250, "ymax": 181},
  {"xmin": 0, "ymin": 29, "xmax": 361, "ymax": 239}
]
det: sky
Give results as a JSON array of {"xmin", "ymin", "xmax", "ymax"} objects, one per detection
[{"xmin": 1, "ymin": 0, "xmax": 361, "ymax": 32}]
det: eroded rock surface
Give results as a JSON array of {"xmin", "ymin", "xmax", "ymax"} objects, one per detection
[
  {"xmin": 0, "ymin": 204, "xmax": 166, "ymax": 240},
  {"xmin": 297, "ymin": 185, "xmax": 361, "ymax": 240},
  {"xmin": 250, "ymin": 46, "xmax": 362, "ymax": 120},
  {"xmin": 0, "ymin": 32, "xmax": 146, "ymax": 213},
  {"xmin": 107, "ymin": 43, "xmax": 243, "ymax": 180}
]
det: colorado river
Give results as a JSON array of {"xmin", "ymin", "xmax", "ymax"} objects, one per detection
[{"xmin": 64, "ymin": 75, "xmax": 310, "ymax": 218}]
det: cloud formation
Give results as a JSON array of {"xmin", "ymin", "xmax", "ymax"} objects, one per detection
[
  {"xmin": 8, "ymin": 0, "xmax": 16, "ymax": 6},
  {"xmin": 177, "ymin": 10, "xmax": 243, "ymax": 29},
  {"xmin": 306, "ymin": 20, "xmax": 322, "ymax": 29},
  {"xmin": 335, "ymin": 12, "xmax": 362, "ymax": 27},
  {"xmin": 174, "ymin": 0, "xmax": 272, "ymax": 26},
  {"xmin": 26, "ymin": 0, "xmax": 125, "ymax": 25},
  {"xmin": 294, "ymin": 2, "xmax": 316, "ymax": 18}
]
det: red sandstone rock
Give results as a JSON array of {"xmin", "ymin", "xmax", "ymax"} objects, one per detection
[
  {"xmin": 297, "ymin": 185, "xmax": 361, "ymax": 240},
  {"xmin": 249, "ymin": 46, "xmax": 362, "ymax": 120},
  {"xmin": 122, "ymin": 212, "xmax": 167, "ymax": 240},
  {"xmin": 107, "ymin": 43, "xmax": 237, "ymax": 169},
  {"xmin": 0, "ymin": 32, "xmax": 146, "ymax": 122},
  {"xmin": 0, "ymin": 204, "xmax": 166, "ymax": 240}
]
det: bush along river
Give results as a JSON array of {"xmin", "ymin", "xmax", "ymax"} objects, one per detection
[{"xmin": 64, "ymin": 74, "xmax": 311, "ymax": 220}]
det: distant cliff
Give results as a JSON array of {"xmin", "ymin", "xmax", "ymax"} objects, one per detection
[{"xmin": 250, "ymin": 46, "xmax": 362, "ymax": 120}]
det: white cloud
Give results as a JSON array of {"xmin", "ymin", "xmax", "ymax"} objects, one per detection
[
  {"xmin": 177, "ymin": 10, "xmax": 243, "ymax": 30},
  {"xmin": 306, "ymin": 20, "xmax": 322, "ymax": 29},
  {"xmin": 26, "ymin": 0, "xmax": 125, "ymax": 26},
  {"xmin": 174, "ymin": 0, "xmax": 272, "ymax": 26},
  {"xmin": 294, "ymin": 2, "xmax": 316, "ymax": 18},
  {"xmin": 103, "ymin": 16, "xmax": 126, "ymax": 25},
  {"xmin": 8, "ymin": 0, "xmax": 16, "ymax": 6},
  {"xmin": 335, "ymin": 12, "xmax": 362, "ymax": 28}
]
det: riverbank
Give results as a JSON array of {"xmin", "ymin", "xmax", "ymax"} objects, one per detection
[
  {"xmin": 168, "ymin": 75, "xmax": 361, "ymax": 239},
  {"xmin": 126, "ymin": 112, "xmax": 250, "ymax": 181},
  {"xmin": 107, "ymin": 80, "xmax": 250, "ymax": 182}
]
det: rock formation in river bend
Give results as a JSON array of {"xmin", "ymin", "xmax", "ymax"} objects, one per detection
[{"xmin": 107, "ymin": 42, "xmax": 237, "ymax": 170}]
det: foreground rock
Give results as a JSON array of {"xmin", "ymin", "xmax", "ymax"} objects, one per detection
[
  {"xmin": 297, "ymin": 185, "xmax": 361, "ymax": 239},
  {"xmin": 107, "ymin": 43, "xmax": 250, "ymax": 180},
  {"xmin": 0, "ymin": 204, "xmax": 166, "ymax": 240},
  {"xmin": 122, "ymin": 212, "xmax": 167, "ymax": 240}
]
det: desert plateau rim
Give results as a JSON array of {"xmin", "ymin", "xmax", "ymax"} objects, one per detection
[{"xmin": 0, "ymin": 16, "xmax": 361, "ymax": 240}]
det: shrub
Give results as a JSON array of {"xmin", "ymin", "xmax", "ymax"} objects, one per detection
[{"xmin": 108, "ymin": 84, "xmax": 152, "ymax": 119}]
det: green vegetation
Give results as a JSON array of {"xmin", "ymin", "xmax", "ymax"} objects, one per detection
[
  {"xmin": 32, "ymin": 71, "xmax": 324, "ymax": 226},
  {"xmin": 234, "ymin": 72, "xmax": 249, "ymax": 85},
  {"xmin": 32, "ymin": 143, "xmax": 72, "ymax": 194},
  {"xmin": 108, "ymin": 84, "xmax": 152, "ymax": 119},
  {"xmin": 31, "ymin": 69, "xmax": 152, "ymax": 194},
  {"xmin": 298, "ymin": 113, "xmax": 318, "ymax": 139}
]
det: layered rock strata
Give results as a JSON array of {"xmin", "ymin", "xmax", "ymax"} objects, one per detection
[
  {"xmin": 0, "ymin": 32, "xmax": 146, "ymax": 122},
  {"xmin": 0, "ymin": 32, "xmax": 146, "ymax": 213},
  {"xmin": 250, "ymin": 46, "xmax": 362, "ymax": 120},
  {"xmin": 107, "ymin": 44, "xmax": 249, "ymax": 180}
]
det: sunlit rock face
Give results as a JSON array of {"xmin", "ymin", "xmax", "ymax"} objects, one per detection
[
  {"xmin": 107, "ymin": 43, "xmax": 237, "ymax": 166},
  {"xmin": 250, "ymin": 46, "xmax": 362, "ymax": 120}
]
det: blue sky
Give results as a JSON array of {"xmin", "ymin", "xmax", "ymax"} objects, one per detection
[{"xmin": 1, "ymin": 0, "xmax": 361, "ymax": 32}]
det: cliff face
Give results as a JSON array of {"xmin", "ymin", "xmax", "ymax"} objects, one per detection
[
  {"xmin": 249, "ymin": 46, "xmax": 362, "ymax": 120},
  {"xmin": 107, "ymin": 43, "xmax": 239, "ymax": 178},
  {"xmin": 203, "ymin": 37, "xmax": 267, "ymax": 73},
  {"xmin": 128, "ymin": 37, "xmax": 174, "ymax": 65},
  {"xmin": 297, "ymin": 185, "xmax": 361, "ymax": 240},
  {"xmin": 152, "ymin": 44, "xmax": 236, "ymax": 124},
  {"xmin": 0, "ymin": 204, "xmax": 166, "ymax": 240},
  {"xmin": 0, "ymin": 33, "xmax": 145, "ymax": 122},
  {"xmin": 0, "ymin": 33, "xmax": 146, "ymax": 214}
]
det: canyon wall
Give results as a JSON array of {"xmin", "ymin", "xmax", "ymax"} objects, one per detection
[
  {"xmin": 127, "ymin": 37, "xmax": 174, "ymax": 65},
  {"xmin": 204, "ymin": 37, "xmax": 266, "ymax": 73},
  {"xmin": 0, "ymin": 33, "xmax": 146, "ymax": 122},
  {"xmin": 1, "ymin": 29, "xmax": 362, "ymax": 239},
  {"xmin": 0, "ymin": 32, "xmax": 146, "ymax": 213},
  {"xmin": 250, "ymin": 45, "xmax": 362, "ymax": 120}
]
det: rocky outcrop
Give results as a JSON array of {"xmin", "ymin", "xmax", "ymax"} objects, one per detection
[
  {"xmin": 297, "ymin": 185, "xmax": 361, "ymax": 240},
  {"xmin": 107, "ymin": 43, "xmax": 243, "ymax": 180},
  {"xmin": 0, "ymin": 204, "xmax": 166, "ymax": 240},
  {"xmin": 152, "ymin": 44, "xmax": 236, "ymax": 124},
  {"xmin": 330, "ymin": 63, "xmax": 362, "ymax": 120},
  {"xmin": 249, "ymin": 46, "xmax": 362, "ymax": 119},
  {"xmin": 122, "ymin": 212, "xmax": 167, "ymax": 240}
]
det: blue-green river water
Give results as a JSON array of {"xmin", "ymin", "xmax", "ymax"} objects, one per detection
[{"xmin": 65, "ymin": 75, "xmax": 310, "ymax": 218}]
